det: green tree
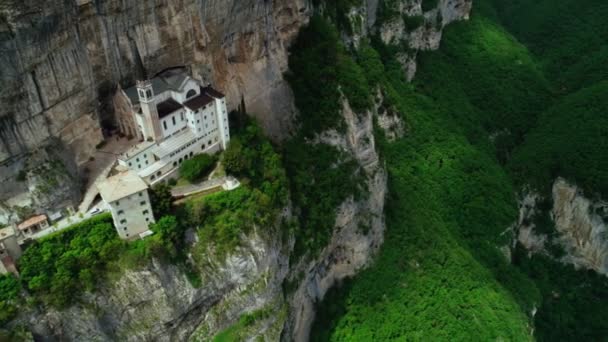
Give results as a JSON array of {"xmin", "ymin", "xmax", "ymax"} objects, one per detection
[
  {"xmin": 149, "ymin": 184, "xmax": 173, "ymax": 218},
  {"xmin": 180, "ymin": 154, "xmax": 217, "ymax": 182},
  {"xmin": 222, "ymin": 138, "xmax": 251, "ymax": 175}
]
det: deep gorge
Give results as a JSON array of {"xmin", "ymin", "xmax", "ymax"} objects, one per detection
[{"xmin": 0, "ymin": 0, "xmax": 607, "ymax": 340}]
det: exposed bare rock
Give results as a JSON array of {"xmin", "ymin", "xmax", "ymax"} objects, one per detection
[
  {"xmin": 514, "ymin": 191, "xmax": 548, "ymax": 254},
  {"xmin": 514, "ymin": 178, "xmax": 608, "ymax": 276},
  {"xmin": 377, "ymin": 0, "xmax": 472, "ymax": 79},
  {"xmin": 286, "ymin": 99, "xmax": 387, "ymax": 342},
  {"xmin": 22, "ymin": 227, "xmax": 290, "ymax": 341},
  {"xmin": 552, "ymin": 178, "xmax": 608, "ymax": 275},
  {"xmin": 0, "ymin": 0, "xmax": 311, "ymax": 221}
]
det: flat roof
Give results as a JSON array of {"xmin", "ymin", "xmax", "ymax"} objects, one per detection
[
  {"xmin": 183, "ymin": 93, "xmax": 214, "ymax": 111},
  {"xmin": 157, "ymin": 98, "xmax": 183, "ymax": 119},
  {"xmin": 138, "ymin": 159, "xmax": 169, "ymax": 178},
  {"xmin": 98, "ymin": 170, "xmax": 149, "ymax": 203},
  {"xmin": 0, "ymin": 227, "xmax": 15, "ymax": 239},
  {"xmin": 154, "ymin": 130, "xmax": 196, "ymax": 159},
  {"xmin": 121, "ymin": 140, "xmax": 156, "ymax": 160},
  {"xmin": 17, "ymin": 215, "xmax": 47, "ymax": 230}
]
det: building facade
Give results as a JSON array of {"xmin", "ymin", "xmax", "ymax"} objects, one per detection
[
  {"xmin": 97, "ymin": 171, "xmax": 155, "ymax": 240},
  {"xmin": 16, "ymin": 214, "xmax": 50, "ymax": 241},
  {"xmin": 0, "ymin": 227, "xmax": 22, "ymax": 275},
  {"xmin": 114, "ymin": 68, "xmax": 230, "ymax": 186},
  {"xmin": 104, "ymin": 68, "xmax": 231, "ymax": 240}
]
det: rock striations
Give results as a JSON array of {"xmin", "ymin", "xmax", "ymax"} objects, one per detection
[
  {"xmin": 0, "ymin": 0, "xmax": 472, "ymax": 340},
  {"xmin": 0, "ymin": 0, "xmax": 310, "ymax": 222}
]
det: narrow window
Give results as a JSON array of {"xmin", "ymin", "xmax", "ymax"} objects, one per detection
[
  {"xmin": 163, "ymin": 121, "xmax": 167, "ymax": 130},
  {"xmin": 139, "ymin": 192, "xmax": 143, "ymax": 197},
  {"xmin": 181, "ymin": 112, "xmax": 184, "ymax": 121},
  {"xmin": 172, "ymin": 116, "xmax": 176, "ymax": 126}
]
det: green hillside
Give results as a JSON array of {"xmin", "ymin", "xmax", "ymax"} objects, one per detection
[{"xmin": 301, "ymin": 0, "xmax": 608, "ymax": 340}]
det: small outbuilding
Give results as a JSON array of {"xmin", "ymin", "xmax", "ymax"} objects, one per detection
[
  {"xmin": 17, "ymin": 214, "xmax": 50, "ymax": 240},
  {"xmin": 98, "ymin": 170, "xmax": 156, "ymax": 240},
  {"xmin": 0, "ymin": 226, "xmax": 22, "ymax": 275}
]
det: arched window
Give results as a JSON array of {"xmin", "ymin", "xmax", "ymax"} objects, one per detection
[{"xmin": 186, "ymin": 89, "xmax": 197, "ymax": 98}]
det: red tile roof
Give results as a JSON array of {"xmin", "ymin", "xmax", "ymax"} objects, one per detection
[
  {"xmin": 183, "ymin": 93, "xmax": 214, "ymax": 111},
  {"xmin": 156, "ymin": 98, "xmax": 183, "ymax": 119},
  {"xmin": 17, "ymin": 215, "xmax": 47, "ymax": 230}
]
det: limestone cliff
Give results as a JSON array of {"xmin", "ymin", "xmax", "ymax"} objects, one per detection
[
  {"xmin": 0, "ymin": 0, "xmax": 472, "ymax": 340},
  {"xmin": 19, "ymin": 226, "xmax": 290, "ymax": 341},
  {"xmin": 0, "ymin": 0, "xmax": 310, "ymax": 221},
  {"xmin": 377, "ymin": 0, "xmax": 472, "ymax": 80},
  {"xmin": 284, "ymin": 96, "xmax": 388, "ymax": 342},
  {"xmin": 282, "ymin": 1, "xmax": 470, "ymax": 339},
  {"xmin": 514, "ymin": 178, "xmax": 608, "ymax": 276}
]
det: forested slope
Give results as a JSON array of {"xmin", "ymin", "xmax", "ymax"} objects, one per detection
[{"xmin": 305, "ymin": 0, "xmax": 608, "ymax": 340}]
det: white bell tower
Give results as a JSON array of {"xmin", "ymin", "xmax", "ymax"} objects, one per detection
[{"xmin": 137, "ymin": 80, "xmax": 162, "ymax": 141}]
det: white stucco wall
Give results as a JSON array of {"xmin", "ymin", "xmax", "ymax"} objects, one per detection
[
  {"xmin": 160, "ymin": 109, "xmax": 188, "ymax": 139},
  {"xmin": 108, "ymin": 189, "xmax": 155, "ymax": 239}
]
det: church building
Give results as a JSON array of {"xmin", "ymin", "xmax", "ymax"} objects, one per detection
[{"xmin": 99, "ymin": 68, "xmax": 231, "ymax": 239}]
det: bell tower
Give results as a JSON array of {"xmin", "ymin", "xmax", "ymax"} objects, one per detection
[{"xmin": 137, "ymin": 80, "xmax": 162, "ymax": 141}]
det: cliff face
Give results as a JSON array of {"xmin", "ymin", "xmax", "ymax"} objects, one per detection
[
  {"xmin": 282, "ymin": 1, "xmax": 471, "ymax": 339},
  {"xmin": 23, "ymin": 227, "xmax": 290, "ymax": 341},
  {"xmin": 0, "ymin": 0, "xmax": 309, "ymax": 221},
  {"xmin": 1, "ymin": 0, "xmax": 309, "ymax": 164},
  {"xmin": 285, "ymin": 96, "xmax": 389, "ymax": 341},
  {"xmin": 2, "ymin": 0, "xmax": 472, "ymax": 340},
  {"xmin": 378, "ymin": 0, "xmax": 472, "ymax": 80},
  {"xmin": 515, "ymin": 178, "xmax": 608, "ymax": 276}
]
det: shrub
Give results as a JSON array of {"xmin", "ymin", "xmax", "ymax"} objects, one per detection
[
  {"xmin": 17, "ymin": 214, "xmax": 123, "ymax": 307},
  {"xmin": 403, "ymin": 15, "xmax": 425, "ymax": 31},
  {"xmin": 421, "ymin": 0, "xmax": 439, "ymax": 12},
  {"xmin": 179, "ymin": 154, "xmax": 217, "ymax": 182},
  {"xmin": 149, "ymin": 183, "xmax": 173, "ymax": 218}
]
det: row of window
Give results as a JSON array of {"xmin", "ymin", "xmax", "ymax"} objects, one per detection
[{"xmin": 114, "ymin": 192, "xmax": 144, "ymax": 206}]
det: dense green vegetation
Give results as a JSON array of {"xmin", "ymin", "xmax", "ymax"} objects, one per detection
[
  {"xmin": 479, "ymin": 0, "xmax": 608, "ymax": 197},
  {"xmin": 286, "ymin": 15, "xmax": 372, "ymax": 137},
  {"xmin": 179, "ymin": 154, "xmax": 217, "ymax": 182},
  {"xmin": 182, "ymin": 120, "xmax": 289, "ymax": 258},
  {"xmin": 0, "ymin": 275, "xmax": 20, "ymax": 324},
  {"xmin": 212, "ymin": 306, "xmax": 272, "ymax": 342},
  {"xmin": 284, "ymin": 142, "xmax": 365, "ymax": 257},
  {"xmin": 509, "ymin": 82, "xmax": 608, "ymax": 195},
  {"xmin": 18, "ymin": 214, "xmax": 120, "ymax": 307},
  {"xmin": 285, "ymin": 16, "xmax": 369, "ymax": 258},
  {"xmin": 303, "ymin": 0, "xmax": 608, "ymax": 339}
]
